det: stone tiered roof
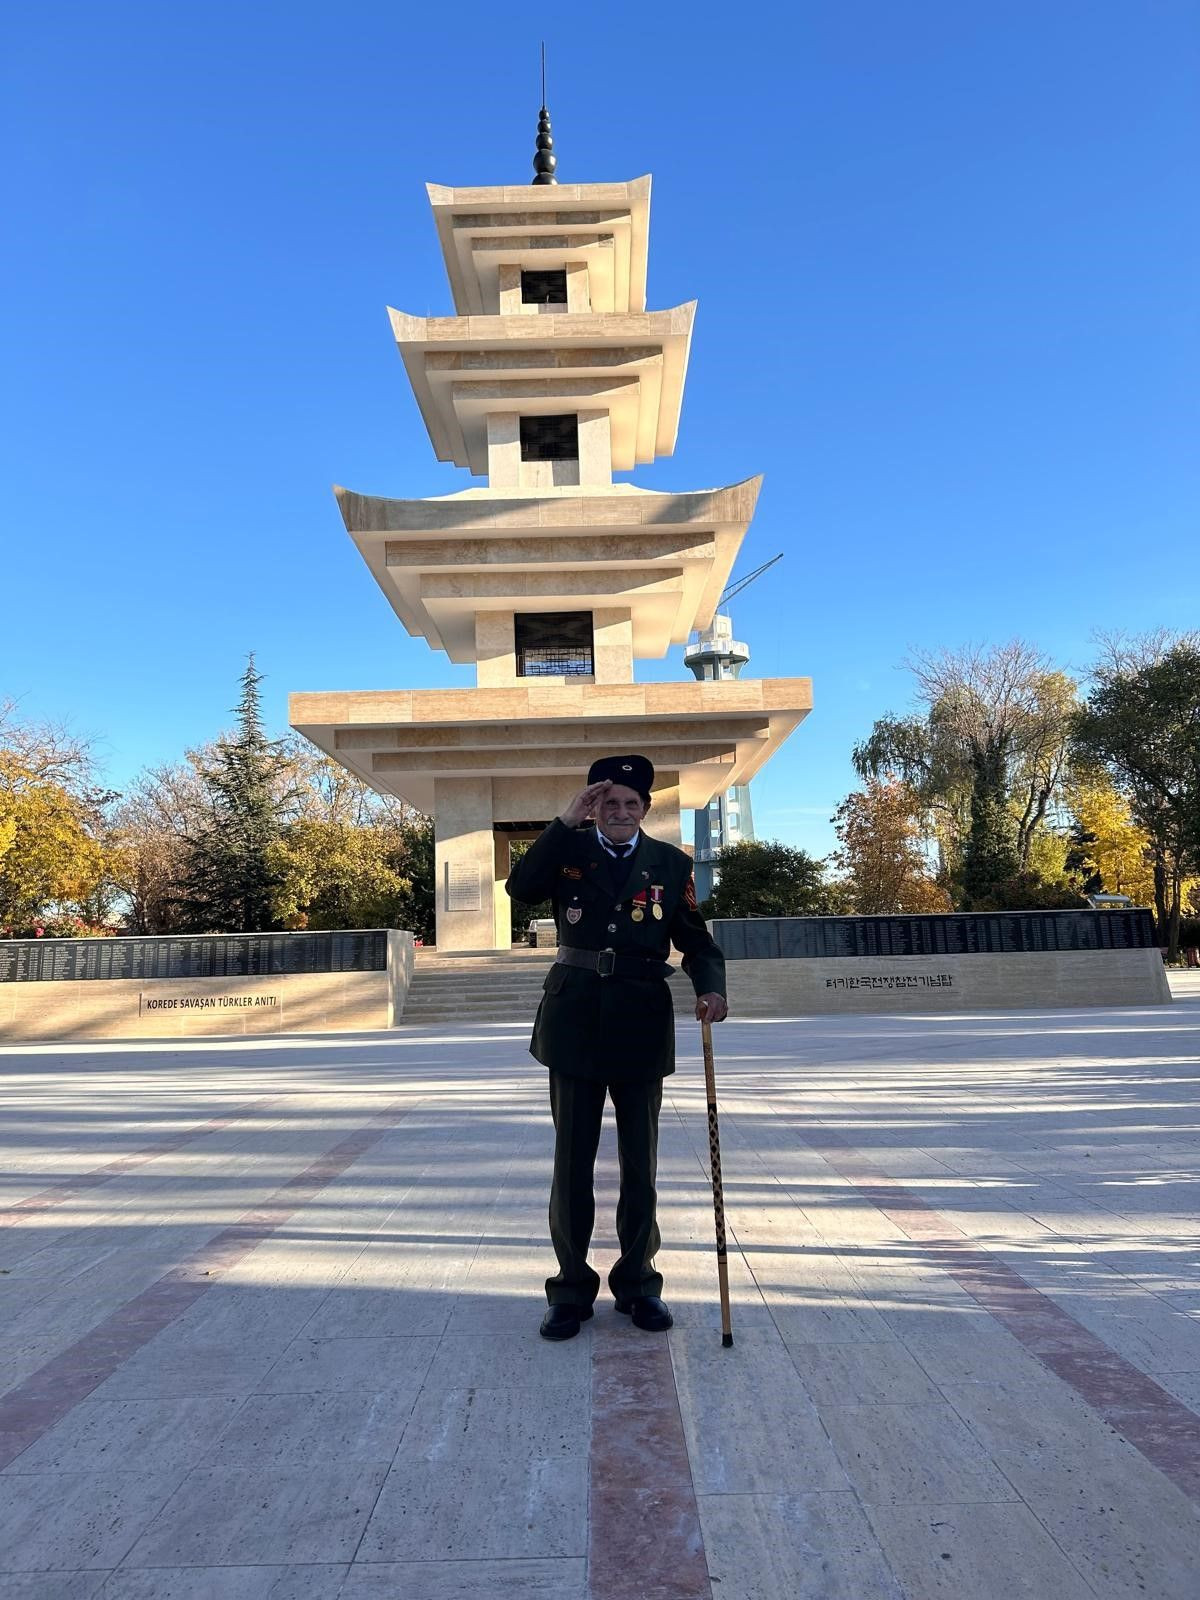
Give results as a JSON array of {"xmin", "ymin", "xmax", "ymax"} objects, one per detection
[
  {"xmin": 333, "ymin": 478, "xmax": 762, "ymax": 661},
  {"xmin": 290, "ymin": 677, "xmax": 812, "ymax": 817}
]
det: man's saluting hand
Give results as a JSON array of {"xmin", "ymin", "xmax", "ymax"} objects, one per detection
[{"xmin": 559, "ymin": 780, "xmax": 612, "ymax": 828}]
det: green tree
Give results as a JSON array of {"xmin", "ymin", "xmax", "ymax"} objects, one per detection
[
  {"xmin": 178, "ymin": 657, "xmax": 289, "ymax": 932},
  {"xmin": 706, "ymin": 839, "xmax": 836, "ymax": 920},
  {"xmin": 506, "ymin": 837, "xmax": 552, "ymax": 940},
  {"xmin": 1072, "ymin": 637, "xmax": 1200, "ymax": 959},
  {"xmin": 855, "ymin": 643, "xmax": 1077, "ymax": 908},
  {"xmin": 268, "ymin": 820, "xmax": 411, "ymax": 931},
  {"xmin": 267, "ymin": 813, "xmax": 435, "ymax": 942},
  {"xmin": 398, "ymin": 815, "xmax": 435, "ymax": 943},
  {"xmin": 962, "ymin": 782, "xmax": 1021, "ymax": 907}
]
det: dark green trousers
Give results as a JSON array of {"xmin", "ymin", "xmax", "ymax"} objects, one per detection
[{"xmin": 546, "ymin": 1071, "xmax": 664, "ymax": 1307}]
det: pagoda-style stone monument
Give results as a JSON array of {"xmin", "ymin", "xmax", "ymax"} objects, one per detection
[{"xmin": 290, "ymin": 109, "xmax": 812, "ymax": 952}]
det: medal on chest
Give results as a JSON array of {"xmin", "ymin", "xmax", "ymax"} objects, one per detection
[
  {"xmin": 631, "ymin": 889, "xmax": 647, "ymax": 924},
  {"xmin": 650, "ymin": 884, "xmax": 664, "ymax": 920},
  {"xmin": 565, "ymin": 898, "xmax": 582, "ymax": 925}
]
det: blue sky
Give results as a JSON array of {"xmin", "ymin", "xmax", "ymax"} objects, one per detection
[{"xmin": 3, "ymin": 2, "xmax": 1196, "ymax": 858}]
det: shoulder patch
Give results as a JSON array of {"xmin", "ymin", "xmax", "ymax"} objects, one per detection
[{"xmin": 684, "ymin": 877, "xmax": 698, "ymax": 910}]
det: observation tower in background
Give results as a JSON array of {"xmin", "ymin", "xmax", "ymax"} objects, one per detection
[{"xmin": 684, "ymin": 556, "xmax": 781, "ymax": 901}]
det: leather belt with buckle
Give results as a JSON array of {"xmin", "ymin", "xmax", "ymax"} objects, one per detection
[{"xmin": 555, "ymin": 946, "xmax": 666, "ymax": 980}]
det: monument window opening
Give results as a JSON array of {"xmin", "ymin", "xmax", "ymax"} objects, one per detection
[
  {"xmin": 520, "ymin": 414, "xmax": 578, "ymax": 461},
  {"xmin": 514, "ymin": 611, "xmax": 594, "ymax": 677},
  {"xmin": 521, "ymin": 269, "xmax": 568, "ymax": 304}
]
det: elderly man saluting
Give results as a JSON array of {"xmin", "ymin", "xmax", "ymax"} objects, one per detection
[{"xmin": 506, "ymin": 754, "xmax": 728, "ymax": 1341}]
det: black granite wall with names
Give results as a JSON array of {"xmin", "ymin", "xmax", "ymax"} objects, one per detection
[
  {"xmin": 709, "ymin": 909, "xmax": 1157, "ymax": 962},
  {"xmin": 0, "ymin": 931, "xmax": 389, "ymax": 983}
]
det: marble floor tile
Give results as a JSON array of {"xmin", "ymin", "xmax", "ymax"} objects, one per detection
[
  {"xmin": 339, "ymin": 1559, "xmax": 586, "ymax": 1597},
  {"xmin": 97, "ymin": 1567, "xmax": 348, "ymax": 1599},
  {"xmin": 670, "ymin": 1327, "xmax": 848, "ymax": 1496},
  {"xmin": 699, "ymin": 1490, "xmax": 904, "ymax": 1600},
  {"xmin": 201, "ymin": 1390, "xmax": 415, "ymax": 1467},
  {"xmin": 122, "ymin": 1464, "xmax": 387, "ymax": 1567},
  {"xmin": 1153, "ymin": 1369, "xmax": 1200, "ymax": 1412},
  {"xmin": 940, "ymin": 1376, "xmax": 1159, "ymax": 1501},
  {"xmin": 0, "ymin": 1470, "xmax": 179, "ymax": 1572},
  {"xmin": 86, "ymin": 1346, "xmax": 281, "ymax": 1400},
  {"xmin": 821, "ymin": 1401, "xmax": 1017, "ymax": 1506},
  {"xmin": 444, "ymin": 1286, "xmax": 550, "ymax": 1333},
  {"xmin": 864, "ymin": 1500, "xmax": 1097, "ymax": 1599},
  {"xmin": 0, "ymin": 1575, "xmax": 107, "ymax": 1599},
  {"xmin": 784, "ymin": 1339, "xmax": 941, "ymax": 1406},
  {"xmin": 767, "ymin": 1300, "xmax": 893, "ymax": 1345},
  {"xmin": 1080, "ymin": 1306, "xmax": 1200, "ymax": 1374},
  {"xmin": 255, "ymin": 1334, "xmax": 439, "ymax": 1393},
  {"xmin": 396, "ymin": 1383, "xmax": 589, "ymax": 1463},
  {"xmin": 1031, "ymin": 1486, "xmax": 1200, "ymax": 1600},
  {"xmin": 421, "ymin": 1331, "xmax": 591, "ymax": 1394},
  {"xmin": 588, "ymin": 1484, "xmax": 710, "ymax": 1599},
  {"xmin": 881, "ymin": 1306, "xmax": 1049, "ymax": 1386},
  {"xmin": 2, "ymin": 1397, "xmax": 243, "ymax": 1477},
  {"xmin": 357, "ymin": 1456, "xmax": 587, "ymax": 1562},
  {"xmin": 299, "ymin": 1288, "xmax": 455, "ymax": 1340}
]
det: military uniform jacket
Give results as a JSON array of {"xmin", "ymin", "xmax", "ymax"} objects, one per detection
[{"xmin": 505, "ymin": 818, "xmax": 726, "ymax": 1084}]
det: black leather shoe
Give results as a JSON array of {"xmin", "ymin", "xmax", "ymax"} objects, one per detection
[
  {"xmin": 614, "ymin": 1294, "xmax": 673, "ymax": 1331},
  {"xmin": 540, "ymin": 1303, "xmax": 594, "ymax": 1341}
]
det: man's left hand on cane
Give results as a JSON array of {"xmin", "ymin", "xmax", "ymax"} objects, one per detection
[{"xmin": 695, "ymin": 993, "xmax": 728, "ymax": 1024}]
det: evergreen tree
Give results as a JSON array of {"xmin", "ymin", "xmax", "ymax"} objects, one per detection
[
  {"xmin": 706, "ymin": 840, "xmax": 840, "ymax": 920},
  {"xmin": 960, "ymin": 752, "xmax": 1021, "ymax": 908},
  {"xmin": 179, "ymin": 657, "xmax": 287, "ymax": 932}
]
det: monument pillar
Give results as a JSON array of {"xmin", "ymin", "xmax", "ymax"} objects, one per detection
[{"xmin": 433, "ymin": 778, "xmax": 507, "ymax": 951}]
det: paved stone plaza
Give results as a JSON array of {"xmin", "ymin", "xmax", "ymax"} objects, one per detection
[{"xmin": 2, "ymin": 980, "xmax": 1199, "ymax": 1598}]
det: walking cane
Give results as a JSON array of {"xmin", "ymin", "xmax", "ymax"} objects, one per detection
[{"xmin": 700, "ymin": 1018, "xmax": 734, "ymax": 1348}]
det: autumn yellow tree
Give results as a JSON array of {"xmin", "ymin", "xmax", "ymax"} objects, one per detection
[
  {"xmin": 1065, "ymin": 774, "xmax": 1155, "ymax": 906},
  {"xmin": 831, "ymin": 778, "xmax": 951, "ymax": 914},
  {"xmin": 268, "ymin": 819, "xmax": 415, "ymax": 932},
  {"xmin": 0, "ymin": 751, "xmax": 109, "ymax": 933}
]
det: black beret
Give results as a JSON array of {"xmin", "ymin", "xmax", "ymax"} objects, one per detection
[{"xmin": 587, "ymin": 753, "xmax": 655, "ymax": 799}]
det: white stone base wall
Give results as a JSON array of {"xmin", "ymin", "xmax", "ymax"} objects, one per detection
[
  {"xmin": 0, "ymin": 931, "xmax": 416, "ymax": 1043},
  {"xmin": 725, "ymin": 948, "xmax": 1171, "ymax": 1017}
]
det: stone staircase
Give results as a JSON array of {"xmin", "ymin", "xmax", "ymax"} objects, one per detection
[{"xmin": 397, "ymin": 947, "xmax": 555, "ymax": 1026}]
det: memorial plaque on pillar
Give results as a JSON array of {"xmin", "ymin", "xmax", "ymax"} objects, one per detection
[{"xmin": 446, "ymin": 863, "xmax": 482, "ymax": 912}]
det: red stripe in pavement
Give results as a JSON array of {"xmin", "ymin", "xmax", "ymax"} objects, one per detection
[
  {"xmin": 798, "ymin": 1121, "xmax": 1200, "ymax": 1506},
  {"xmin": 589, "ymin": 1342, "xmax": 711, "ymax": 1600},
  {"xmin": 0, "ymin": 1099, "xmax": 417, "ymax": 1470},
  {"xmin": 588, "ymin": 1124, "xmax": 712, "ymax": 1600},
  {"xmin": 0, "ymin": 1096, "xmax": 283, "ymax": 1227}
]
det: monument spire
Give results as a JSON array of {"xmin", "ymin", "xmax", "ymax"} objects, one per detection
[{"xmin": 532, "ymin": 43, "xmax": 558, "ymax": 185}]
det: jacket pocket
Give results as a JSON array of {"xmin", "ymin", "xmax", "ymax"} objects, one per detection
[{"xmin": 542, "ymin": 963, "xmax": 570, "ymax": 995}]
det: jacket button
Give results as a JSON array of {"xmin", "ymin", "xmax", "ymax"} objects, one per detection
[{"xmin": 607, "ymin": 923, "xmax": 617, "ymax": 933}]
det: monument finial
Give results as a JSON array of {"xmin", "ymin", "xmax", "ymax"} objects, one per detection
[{"xmin": 532, "ymin": 43, "xmax": 558, "ymax": 185}]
